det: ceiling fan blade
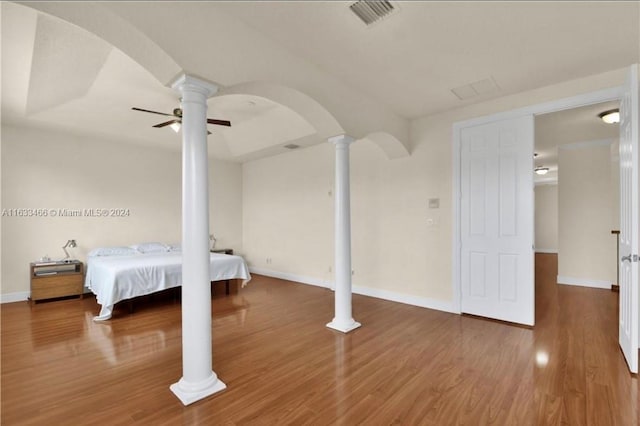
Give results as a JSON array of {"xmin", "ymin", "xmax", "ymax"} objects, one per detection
[
  {"xmin": 132, "ymin": 107, "xmax": 174, "ymax": 117},
  {"xmin": 153, "ymin": 119, "xmax": 180, "ymax": 128},
  {"xmin": 207, "ymin": 118, "xmax": 231, "ymax": 127}
]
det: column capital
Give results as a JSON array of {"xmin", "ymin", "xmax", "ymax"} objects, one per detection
[
  {"xmin": 171, "ymin": 74, "xmax": 219, "ymax": 98},
  {"xmin": 328, "ymin": 134, "xmax": 355, "ymax": 146}
]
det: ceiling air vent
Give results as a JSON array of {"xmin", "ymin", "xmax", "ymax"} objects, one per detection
[
  {"xmin": 349, "ymin": 0, "xmax": 396, "ymax": 26},
  {"xmin": 451, "ymin": 77, "xmax": 501, "ymax": 101}
]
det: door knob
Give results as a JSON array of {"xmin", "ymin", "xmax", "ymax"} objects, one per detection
[{"xmin": 622, "ymin": 255, "xmax": 632, "ymax": 262}]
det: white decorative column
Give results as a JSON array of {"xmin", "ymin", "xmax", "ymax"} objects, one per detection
[
  {"xmin": 327, "ymin": 135, "xmax": 361, "ymax": 333},
  {"xmin": 170, "ymin": 75, "xmax": 226, "ymax": 405}
]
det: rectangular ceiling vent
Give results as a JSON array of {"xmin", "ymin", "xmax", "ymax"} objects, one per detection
[
  {"xmin": 451, "ymin": 77, "xmax": 501, "ymax": 101},
  {"xmin": 349, "ymin": 0, "xmax": 396, "ymax": 26}
]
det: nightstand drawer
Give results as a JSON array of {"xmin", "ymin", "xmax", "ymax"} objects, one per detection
[{"xmin": 31, "ymin": 274, "xmax": 83, "ymax": 301}]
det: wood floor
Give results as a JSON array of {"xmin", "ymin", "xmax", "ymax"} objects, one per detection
[{"xmin": 1, "ymin": 254, "xmax": 638, "ymax": 425}]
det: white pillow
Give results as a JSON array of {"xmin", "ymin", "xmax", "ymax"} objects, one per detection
[
  {"xmin": 130, "ymin": 242, "xmax": 169, "ymax": 254},
  {"xmin": 167, "ymin": 243, "xmax": 181, "ymax": 252},
  {"xmin": 88, "ymin": 246, "xmax": 138, "ymax": 257}
]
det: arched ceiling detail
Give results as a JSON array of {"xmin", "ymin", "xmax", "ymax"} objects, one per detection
[
  {"xmin": 17, "ymin": 1, "xmax": 182, "ymax": 86},
  {"xmin": 14, "ymin": 1, "xmax": 411, "ymax": 161}
]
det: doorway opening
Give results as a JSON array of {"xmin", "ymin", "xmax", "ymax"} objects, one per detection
[{"xmin": 533, "ymin": 100, "xmax": 621, "ymax": 318}]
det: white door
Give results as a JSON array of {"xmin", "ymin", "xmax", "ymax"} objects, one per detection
[
  {"xmin": 460, "ymin": 115, "xmax": 535, "ymax": 326},
  {"xmin": 618, "ymin": 64, "xmax": 639, "ymax": 374}
]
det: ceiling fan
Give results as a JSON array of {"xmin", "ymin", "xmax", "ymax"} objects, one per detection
[{"xmin": 132, "ymin": 107, "xmax": 231, "ymax": 135}]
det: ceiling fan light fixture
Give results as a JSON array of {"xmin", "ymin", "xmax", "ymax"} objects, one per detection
[
  {"xmin": 534, "ymin": 167, "xmax": 549, "ymax": 176},
  {"xmin": 598, "ymin": 108, "xmax": 620, "ymax": 124},
  {"xmin": 170, "ymin": 122, "xmax": 181, "ymax": 133}
]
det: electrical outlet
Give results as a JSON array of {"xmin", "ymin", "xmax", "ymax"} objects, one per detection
[{"xmin": 426, "ymin": 215, "xmax": 440, "ymax": 228}]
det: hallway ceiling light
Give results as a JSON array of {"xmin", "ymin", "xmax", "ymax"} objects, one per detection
[
  {"xmin": 534, "ymin": 167, "xmax": 549, "ymax": 175},
  {"xmin": 598, "ymin": 109, "xmax": 620, "ymax": 124}
]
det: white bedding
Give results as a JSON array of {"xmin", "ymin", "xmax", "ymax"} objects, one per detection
[{"xmin": 85, "ymin": 252, "xmax": 251, "ymax": 321}]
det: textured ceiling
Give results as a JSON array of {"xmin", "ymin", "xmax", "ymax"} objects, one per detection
[
  {"xmin": 2, "ymin": 1, "xmax": 638, "ymax": 162},
  {"xmin": 534, "ymin": 100, "xmax": 620, "ymax": 184},
  {"xmin": 217, "ymin": 1, "xmax": 639, "ymax": 118},
  {"xmin": 26, "ymin": 13, "xmax": 111, "ymax": 114},
  {"xmin": 1, "ymin": 2, "xmax": 318, "ymax": 162}
]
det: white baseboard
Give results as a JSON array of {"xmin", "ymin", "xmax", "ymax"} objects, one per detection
[
  {"xmin": 535, "ymin": 249, "xmax": 558, "ymax": 254},
  {"xmin": 1, "ymin": 291, "xmax": 30, "ymax": 304},
  {"xmin": 249, "ymin": 267, "xmax": 330, "ymax": 288},
  {"xmin": 351, "ymin": 285, "xmax": 457, "ymax": 314},
  {"xmin": 1, "ymin": 288, "xmax": 92, "ymax": 304},
  {"xmin": 249, "ymin": 267, "xmax": 456, "ymax": 314},
  {"xmin": 557, "ymin": 275, "xmax": 612, "ymax": 289}
]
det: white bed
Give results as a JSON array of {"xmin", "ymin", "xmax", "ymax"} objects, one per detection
[{"xmin": 85, "ymin": 251, "xmax": 251, "ymax": 321}]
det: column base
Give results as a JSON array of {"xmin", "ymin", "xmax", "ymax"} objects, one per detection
[
  {"xmin": 170, "ymin": 372, "xmax": 226, "ymax": 406},
  {"xmin": 326, "ymin": 319, "xmax": 361, "ymax": 333}
]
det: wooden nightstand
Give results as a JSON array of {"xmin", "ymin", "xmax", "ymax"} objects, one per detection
[{"xmin": 29, "ymin": 261, "xmax": 84, "ymax": 305}]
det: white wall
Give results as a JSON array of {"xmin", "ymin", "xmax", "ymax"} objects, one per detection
[
  {"xmin": 0, "ymin": 124, "xmax": 243, "ymax": 299},
  {"xmin": 557, "ymin": 141, "xmax": 617, "ymax": 288},
  {"xmin": 535, "ymin": 184, "xmax": 558, "ymax": 253},
  {"xmin": 242, "ymin": 68, "xmax": 627, "ymax": 310},
  {"xmin": 3, "ymin": 67, "xmax": 627, "ymax": 307},
  {"xmin": 243, "ymin": 134, "xmax": 451, "ymax": 305}
]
